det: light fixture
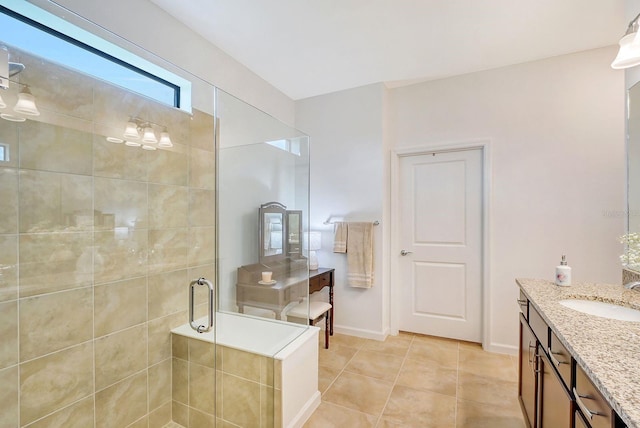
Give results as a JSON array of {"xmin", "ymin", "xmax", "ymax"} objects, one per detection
[
  {"xmin": 123, "ymin": 120, "xmax": 140, "ymax": 140},
  {"xmin": 0, "ymin": 113, "xmax": 25, "ymax": 122},
  {"xmin": 612, "ymin": 12, "xmax": 640, "ymax": 69},
  {"xmin": 307, "ymin": 231, "xmax": 322, "ymax": 271},
  {"xmin": 158, "ymin": 129, "xmax": 173, "ymax": 148},
  {"xmin": 141, "ymin": 144, "xmax": 157, "ymax": 151},
  {"xmin": 13, "ymin": 86, "xmax": 39, "ymax": 116},
  {"xmin": 125, "ymin": 141, "xmax": 141, "ymax": 147},
  {"xmin": 142, "ymin": 125, "xmax": 157, "ymax": 144},
  {"xmin": 106, "ymin": 137, "xmax": 124, "ymax": 144}
]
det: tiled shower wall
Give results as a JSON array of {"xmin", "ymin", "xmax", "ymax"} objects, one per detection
[{"xmin": 0, "ymin": 47, "xmax": 216, "ymax": 427}]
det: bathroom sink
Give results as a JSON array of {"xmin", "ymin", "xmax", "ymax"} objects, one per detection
[{"xmin": 558, "ymin": 299, "xmax": 640, "ymax": 322}]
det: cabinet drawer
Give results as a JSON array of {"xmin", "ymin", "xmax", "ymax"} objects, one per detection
[
  {"xmin": 518, "ymin": 290, "xmax": 529, "ymax": 319},
  {"xmin": 309, "ymin": 271, "xmax": 331, "ymax": 293},
  {"xmin": 575, "ymin": 364, "xmax": 613, "ymax": 428},
  {"xmin": 529, "ymin": 304, "xmax": 549, "ymax": 348},
  {"xmin": 575, "ymin": 410, "xmax": 590, "ymax": 428},
  {"xmin": 539, "ymin": 347, "xmax": 572, "ymax": 428},
  {"xmin": 548, "ymin": 331, "xmax": 572, "ymax": 390}
]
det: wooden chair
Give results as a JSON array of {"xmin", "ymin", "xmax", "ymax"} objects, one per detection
[{"xmin": 287, "ymin": 299, "xmax": 332, "ymax": 349}]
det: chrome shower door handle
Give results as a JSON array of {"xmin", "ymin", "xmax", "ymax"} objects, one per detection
[
  {"xmin": 189, "ymin": 277, "xmax": 214, "ymax": 333},
  {"xmin": 400, "ymin": 249, "xmax": 413, "ymax": 256}
]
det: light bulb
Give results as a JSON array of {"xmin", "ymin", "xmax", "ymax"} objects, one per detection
[
  {"xmin": 123, "ymin": 121, "xmax": 140, "ymax": 140},
  {"xmin": 142, "ymin": 126, "xmax": 157, "ymax": 144},
  {"xmin": 158, "ymin": 130, "xmax": 173, "ymax": 148},
  {"xmin": 13, "ymin": 86, "xmax": 39, "ymax": 116}
]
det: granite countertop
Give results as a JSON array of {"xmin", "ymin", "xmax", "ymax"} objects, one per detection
[{"xmin": 516, "ymin": 278, "xmax": 640, "ymax": 428}]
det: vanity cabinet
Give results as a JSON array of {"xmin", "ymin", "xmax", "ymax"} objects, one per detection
[{"xmin": 518, "ymin": 292, "xmax": 628, "ymax": 428}]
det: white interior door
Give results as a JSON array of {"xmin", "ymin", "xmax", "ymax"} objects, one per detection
[{"xmin": 398, "ymin": 148, "xmax": 483, "ymax": 342}]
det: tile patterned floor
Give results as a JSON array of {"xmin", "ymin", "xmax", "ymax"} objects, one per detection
[{"xmin": 304, "ymin": 332, "xmax": 526, "ymax": 428}]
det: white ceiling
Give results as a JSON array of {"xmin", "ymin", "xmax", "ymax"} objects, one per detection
[{"xmin": 150, "ymin": 0, "xmax": 626, "ymax": 100}]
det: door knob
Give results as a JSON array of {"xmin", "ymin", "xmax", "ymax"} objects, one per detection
[{"xmin": 400, "ymin": 250, "xmax": 413, "ymax": 256}]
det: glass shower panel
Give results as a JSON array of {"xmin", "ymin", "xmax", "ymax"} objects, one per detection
[{"xmin": 0, "ymin": 3, "xmax": 217, "ymax": 427}]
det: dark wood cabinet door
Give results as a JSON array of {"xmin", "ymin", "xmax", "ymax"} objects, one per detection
[
  {"xmin": 539, "ymin": 348, "xmax": 572, "ymax": 428},
  {"xmin": 519, "ymin": 314, "xmax": 537, "ymax": 428}
]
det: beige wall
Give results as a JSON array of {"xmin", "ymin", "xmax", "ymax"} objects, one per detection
[{"xmin": 0, "ymin": 46, "xmax": 215, "ymax": 427}]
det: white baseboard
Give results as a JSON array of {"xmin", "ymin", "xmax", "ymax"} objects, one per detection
[
  {"xmin": 333, "ymin": 325, "xmax": 389, "ymax": 341},
  {"xmin": 286, "ymin": 390, "xmax": 321, "ymax": 428},
  {"xmin": 484, "ymin": 342, "xmax": 519, "ymax": 355}
]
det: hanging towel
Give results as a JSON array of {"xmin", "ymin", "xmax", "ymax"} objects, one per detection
[
  {"xmin": 333, "ymin": 222, "xmax": 347, "ymax": 253},
  {"xmin": 346, "ymin": 222, "xmax": 374, "ymax": 288}
]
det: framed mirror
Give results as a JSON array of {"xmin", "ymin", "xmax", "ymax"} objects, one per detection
[
  {"xmin": 259, "ymin": 202, "xmax": 287, "ymax": 264},
  {"xmin": 627, "ymin": 82, "xmax": 640, "ymax": 271}
]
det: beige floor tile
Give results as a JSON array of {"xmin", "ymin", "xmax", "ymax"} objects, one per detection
[
  {"xmin": 361, "ymin": 335, "xmax": 412, "ymax": 357},
  {"xmin": 396, "ymin": 358, "xmax": 457, "ymax": 397},
  {"xmin": 457, "ymin": 371, "xmax": 520, "ymax": 408},
  {"xmin": 318, "ymin": 365, "xmax": 342, "ymax": 394},
  {"xmin": 303, "ymin": 402, "xmax": 378, "ymax": 427},
  {"xmin": 459, "ymin": 346, "xmax": 517, "ymax": 382},
  {"xmin": 379, "ymin": 385, "xmax": 456, "ymax": 428},
  {"xmin": 327, "ymin": 333, "xmax": 368, "ymax": 350},
  {"xmin": 406, "ymin": 338, "xmax": 458, "ymax": 369},
  {"xmin": 319, "ymin": 344, "xmax": 359, "ymax": 371},
  {"xmin": 323, "ymin": 371, "xmax": 393, "ymax": 416},
  {"xmin": 456, "ymin": 398, "xmax": 526, "ymax": 428},
  {"xmin": 344, "ymin": 349, "xmax": 404, "ymax": 382}
]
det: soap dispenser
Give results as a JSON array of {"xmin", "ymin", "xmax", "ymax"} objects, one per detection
[{"xmin": 555, "ymin": 255, "xmax": 571, "ymax": 286}]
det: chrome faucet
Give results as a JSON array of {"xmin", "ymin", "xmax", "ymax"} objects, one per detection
[{"xmin": 624, "ymin": 281, "xmax": 640, "ymax": 290}]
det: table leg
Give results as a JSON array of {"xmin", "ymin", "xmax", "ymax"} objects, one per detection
[{"xmin": 329, "ymin": 283, "xmax": 334, "ymax": 336}]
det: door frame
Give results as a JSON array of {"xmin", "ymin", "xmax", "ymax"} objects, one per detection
[{"xmin": 390, "ymin": 140, "xmax": 492, "ymax": 349}]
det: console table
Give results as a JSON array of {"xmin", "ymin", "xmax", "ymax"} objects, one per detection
[{"xmin": 236, "ymin": 262, "xmax": 334, "ymax": 327}]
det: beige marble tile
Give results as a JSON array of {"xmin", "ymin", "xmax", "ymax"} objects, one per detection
[
  {"xmin": 222, "ymin": 373, "xmax": 260, "ymax": 427},
  {"xmin": 303, "ymin": 401, "xmax": 378, "ymax": 428},
  {"xmin": 188, "ymin": 188, "xmax": 215, "ymax": 227},
  {"xmin": 0, "ymin": 122, "xmax": 19, "ymax": 168},
  {"xmin": 147, "ymin": 143, "xmax": 189, "ymax": 186},
  {"xmin": 92, "ymin": 79, "xmax": 161, "ymax": 129},
  {"xmin": 95, "ymin": 324, "xmax": 148, "ymax": 390},
  {"xmin": 459, "ymin": 346, "xmax": 518, "ymax": 382},
  {"xmin": 149, "ymin": 400, "xmax": 172, "ymax": 428},
  {"xmin": 0, "ymin": 301, "xmax": 17, "ymax": 370},
  {"xmin": 396, "ymin": 357, "xmax": 457, "ymax": 397},
  {"xmin": 127, "ymin": 415, "xmax": 148, "ymax": 428},
  {"xmin": 188, "ymin": 226, "xmax": 215, "ymax": 267},
  {"xmin": 223, "ymin": 347, "xmax": 262, "ymax": 382},
  {"xmin": 172, "ymin": 334, "xmax": 189, "ymax": 360},
  {"xmin": 0, "ymin": 234, "xmax": 17, "ymax": 302},
  {"xmin": 172, "ymin": 400, "xmax": 189, "ymax": 427},
  {"xmin": 0, "ymin": 168, "xmax": 18, "ymax": 234},
  {"xmin": 190, "ymin": 362, "xmax": 216, "ymax": 414},
  {"xmin": 323, "ymin": 371, "xmax": 393, "ymax": 416},
  {"xmin": 189, "ymin": 147, "xmax": 215, "ymax": 190},
  {"xmin": 318, "ymin": 365, "xmax": 341, "ymax": 394},
  {"xmin": 361, "ymin": 335, "xmax": 412, "ymax": 357},
  {"xmin": 457, "ymin": 371, "xmax": 520, "ymax": 408},
  {"xmin": 319, "ymin": 343, "xmax": 359, "ymax": 371},
  {"xmin": 379, "ymin": 385, "xmax": 456, "ymax": 428},
  {"xmin": 149, "ymin": 358, "xmax": 172, "ymax": 410},
  {"xmin": 148, "ymin": 184, "xmax": 188, "ymax": 229},
  {"xmin": 20, "ymin": 342, "xmax": 93, "ymax": 425},
  {"xmin": 0, "ymin": 365, "xmax": 19, "ymax": 428},
  {"xmin": 94, "ymin": 177, "xmax": 148, "ymax": 230},
  {"xmin": 19, "ymin": 231, "xmax": 93, "ymax": 297},
  {"xmin": 26, "ymin": 396, "xmax": 94, "ymax": 428},
  {"xmin": 95, "ymin": 371, "xmax": 148, "ymax": 428},
  {"xmin": 261, "ymin": 384, "xmax": 275, "ymax": 428},
  {"xmin": 19, "ymin": 120, "xmax": 93, "ymax": 175},
  {"xmin": 190, "ymin": 108, "xmax": 216, "ymax": 151},
  {"xmin": 148, "ymin": 228, "xmax": 189, "ymax": 274},
  {"xmin": 172, "ymin": 357, "xmax": 189, "ymax": 405},
  {"xmin": 20, "ymin": 287, "xmax": 93, "ymax": 361},
  {"xmin": 406, "ymin": 337, "xmax": 459, "ymax": 369},
  {"xmin": 190, "ymin": 407, "xmax": 216, "ymax": 428},
  {"xmin": 456, "ymin": 398, "xmax": 526, "ymax": 428},
  {"xmin": 190, "ymin": 337, "xmax": 215, "ymax": 369},
  {"xmin": 19, "ymin": 170, "xmax": 93, "ymax": 233},
  {"xmin": 93, "ymin": 131, "xmax": 148, "ymax": 181},
  {"xmin": 94, "ymin": 229, "xmax": 148, "ymax": 285},
  {"xmin": 344, "ymin": 349, "xmax": 404, "ymax": 382},
  {"xmin": 148, "ymin": 269, "xmax": 188, "ymax": 320},
  {"xmin": 148, "ymin": 311, "xmax": 187, "ymax": 365},
  {"xmin": 94, "ymin": 277, "xmax": 147, "ymax": 337},
  {"xmin": 261, "ymin": 355, "xmax": 274, "ymax": 387}
]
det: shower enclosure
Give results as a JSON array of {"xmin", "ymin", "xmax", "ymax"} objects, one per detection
[{"xmin": 0, "ymin": 2, "xmax": 314, "ymax": 428}]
